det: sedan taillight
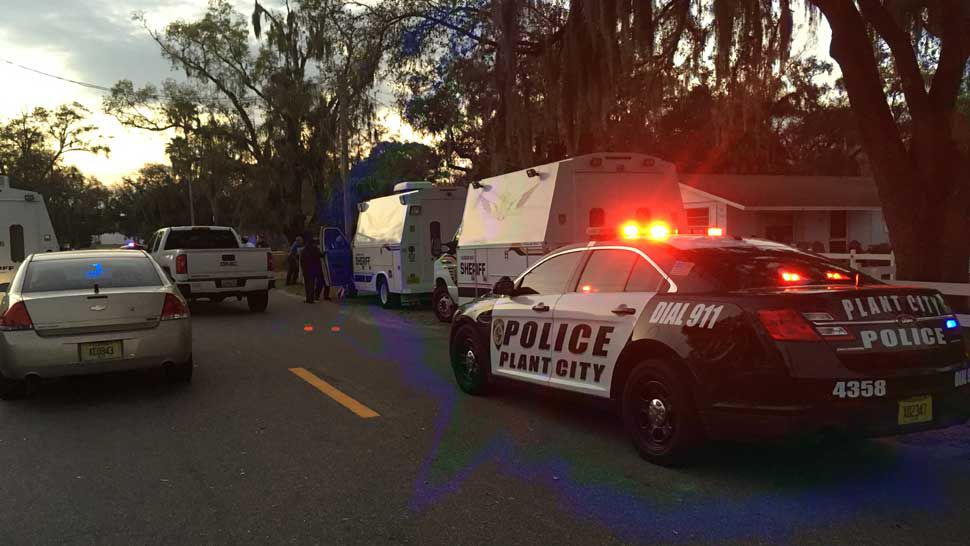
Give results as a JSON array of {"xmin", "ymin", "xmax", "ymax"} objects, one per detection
[
  {"xmin": 0, "ymin": 302, "xmax": 34, "ymax": 331},
  {"xmin": 175, "ymin": 254, "xmax": 188, "ymax": 275},
  {"xmin": 161, "ymin": 293, "xmax": 190, "ymax": 321},
  {"xmin": 757, "ymin": 309, "xmax": 820, "ymax": 341}
]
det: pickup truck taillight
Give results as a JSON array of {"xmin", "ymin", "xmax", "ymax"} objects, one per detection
[
  {"xmin": 756, "ymin": 309, "xmax": 820, "ymax": 341},
  {"xmin": 267, "ymin": 251, "xmax": 274, "ymax": 272},
  {"xmin": 175, "ymin": 254, "xmax": 188, "ymax": 275},
  {"xmin": 0, "ymin": 302, "xmax": 34, "ymax": 331},
  {"xmin": 161, "ymin": 293, "xmax": 190, "ymax": 321}
]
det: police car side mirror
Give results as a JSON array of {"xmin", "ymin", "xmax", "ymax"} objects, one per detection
[{"xmin": 492, "ymin": 277, "xmax": 515, "ymax": 297}]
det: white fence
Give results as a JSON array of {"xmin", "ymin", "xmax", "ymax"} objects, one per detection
[{"xmin": 821, "ymin": 251, "xmax": 896, "ymax": 281}]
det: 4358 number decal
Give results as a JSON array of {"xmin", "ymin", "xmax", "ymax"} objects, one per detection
[{"xmin": 832, "ymin": 380, "xmax": 886, "ymax": 399}]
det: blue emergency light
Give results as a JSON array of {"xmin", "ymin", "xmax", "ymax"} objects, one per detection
[{"xmin": 945, "ymin": 318, "xmax": 958, "ymax": 329}]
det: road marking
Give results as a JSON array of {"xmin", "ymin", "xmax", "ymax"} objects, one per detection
[{"xmin": 288, "ymin": 367, "xmax": 380, "ymax": 419}]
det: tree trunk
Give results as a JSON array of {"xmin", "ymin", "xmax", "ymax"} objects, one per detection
[{"xmin": 813, "ymin": 0, "xmax": 970, "ymax": 282}]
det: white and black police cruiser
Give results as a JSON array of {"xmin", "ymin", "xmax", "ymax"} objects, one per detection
[{"xmin": 448, "ymin": 221, "xmax": 970, "ymax": 465}]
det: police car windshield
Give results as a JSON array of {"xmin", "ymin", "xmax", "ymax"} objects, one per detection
[{"xmin": 668, "ymin": 241, "xmax": 866, "ymax": 292}]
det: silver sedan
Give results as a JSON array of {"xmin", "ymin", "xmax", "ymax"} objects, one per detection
[{"xmin": 0, "ymin": 250, "xmax": 193, "ymax": 399}]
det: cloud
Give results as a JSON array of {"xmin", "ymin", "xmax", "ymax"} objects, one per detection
[{"xmin": 0, "ymin": 0, "xmax": 256, "ymax": 89}]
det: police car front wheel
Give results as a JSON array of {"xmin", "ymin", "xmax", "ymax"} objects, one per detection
[
  {"xmin": 621, "ymin": 359, "xmax": 703, "ymax": 466},
  {"xmin": 450, "ymin": 325, "xmax": 490, "ymax": 395}
]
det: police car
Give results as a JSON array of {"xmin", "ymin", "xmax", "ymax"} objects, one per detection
[{"xmin": 447, "ymin": 222, "xmax": 970, "ymax": 465}]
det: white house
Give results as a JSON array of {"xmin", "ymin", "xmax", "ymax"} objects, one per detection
[
  {"xmin": 0, "ymin": 175, "xmax": 59, "ymax": 284},
  {"xmin": 679, "ymin": 174, "xmax": 889, "ymax": 253}
]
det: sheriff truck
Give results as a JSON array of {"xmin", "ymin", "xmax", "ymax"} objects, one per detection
[{"xmin": 431, "ymin": 153, "xmax": 685, "ymax": 322}]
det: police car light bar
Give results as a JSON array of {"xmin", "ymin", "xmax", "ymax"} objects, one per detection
[{"xmin": 618, "ymin": 221, "xmax": 671, "ymax": 241}]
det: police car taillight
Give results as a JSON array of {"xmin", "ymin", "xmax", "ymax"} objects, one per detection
[{"xmin": 757, "ymin": 309, "xmax": 820, "ymax": 341}]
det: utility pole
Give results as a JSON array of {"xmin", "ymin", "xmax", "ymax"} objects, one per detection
[{"xmin": 187, "ymin": 168, "xmax": 196, "ymax": 226}]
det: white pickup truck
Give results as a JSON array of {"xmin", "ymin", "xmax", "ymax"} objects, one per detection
[{"xmin": 147, "ymin": 226, "xmax": 274, "ymax": 312}]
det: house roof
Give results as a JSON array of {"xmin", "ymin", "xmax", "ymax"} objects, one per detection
[{"xmin": 679, "ymin": 174, "xmax": 881, "ymax": 210}]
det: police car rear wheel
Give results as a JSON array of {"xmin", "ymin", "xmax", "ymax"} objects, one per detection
[
  {"xmin": 451, "ymin": 325, "xmax": 489, "ymax": 395},
  {"xmin": 622, "ymin": 359, "xmax": 702, "ymax": 466},
  {"xmin": 433, "ymin": 286, "xmax": 455, "ymax": 322}
]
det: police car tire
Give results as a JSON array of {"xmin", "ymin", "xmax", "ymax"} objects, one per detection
[
  {"xmin": 433, "ymin": 286, "xmax": 455, "ymax": 323},
  {"xmin": 450, "ymin": 324, "xmax": 490, "ymax": 395},
  {"xmin": 621, "ymin": 359, "xmax": 703, "ymax": 466}
]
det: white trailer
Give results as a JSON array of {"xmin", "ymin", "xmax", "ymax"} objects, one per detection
[
  {"xmin": 353, "ymin": 182, "xmax": 466, "ymax": 308},
  {"xmin": 431, "ymin": 153, "xmax": 684, "ymax": 321},
  {"xmin": 0, "ymin": 176, "xmax": 59, "ymax": 290}
]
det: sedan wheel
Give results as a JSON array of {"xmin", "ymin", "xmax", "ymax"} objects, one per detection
[
  {"xmin": 621, "ymin": 359, "xmax": 703, "ymax": 466},
  {"xmin": 450, "ymin": 324, "xmax": 489, "ymax": 395}
]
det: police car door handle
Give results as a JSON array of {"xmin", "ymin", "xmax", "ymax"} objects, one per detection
[
  {"xmin": 532, "ymin": 303, "xmax": 550, "ymax": 312},
  {"xmin": 611, "ymin": 305, "xmax": 637, "ymax": 315}
]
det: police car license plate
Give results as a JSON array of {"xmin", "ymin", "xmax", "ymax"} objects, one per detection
[
  {"xmin": 79, "ymin": 340, "xmax": 123, "ymax": 362},
  {"xmin": 897, "ymin": 396, "xmax": 932, "ymax": 425}
]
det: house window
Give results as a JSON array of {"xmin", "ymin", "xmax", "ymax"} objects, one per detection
[
  {"xmin": 830, "ymin": 211, "xmax": 847, "ymax": 253},
  {"xmin": 685, "ymin": 207, "xmax": 710, "ymax": 235},
  {"xmin": 764, "ymin": 213, "xmax": 794, "ymax": 244}
]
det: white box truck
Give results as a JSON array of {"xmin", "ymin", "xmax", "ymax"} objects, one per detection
[
  {"xmin": 0, "ymin": 176, "xmax": 59, "ymax": 291},
  {"xmin": 431, "ymin": 153, "xmax": 684, "ymax": 321},
  {"xmin": 353, "ymin": 182, "xmax": 466, "ymax": 308}
]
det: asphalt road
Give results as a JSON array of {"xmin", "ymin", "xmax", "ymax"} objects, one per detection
[{"xmin": 1, "ymin": 287, "xmax": 969, "ymax": 546}]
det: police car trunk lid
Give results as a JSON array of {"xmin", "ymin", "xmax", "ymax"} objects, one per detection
[{"xmin": 749, "ymin": 285, "xmax": 964, "ymax": 374}]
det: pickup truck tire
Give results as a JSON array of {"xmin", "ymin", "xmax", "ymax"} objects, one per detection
[
  {"xmin": 621, "ymin": 359, "xmax": 703, "ymax": 466},
  {"xmin": 166, "ymin": 358, "xmax": 193, "ymax": 383},
  {"xmin": 377, "ymin": 277, "xmax": 400, "ymax": 309},
  {"xmin": 247, "ymin": 290, "xmax": 269, "ymax": 312},
  {"xmin": 433, "ymin": 285, "xmax": 455, "ymax": 323}
]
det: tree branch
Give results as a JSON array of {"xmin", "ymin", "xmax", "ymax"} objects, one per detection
[
  {"xmin": 928, "ymin": 0, "xmax": 970, "ymax": 111},
  {"xmin": 856, "ymin": 0, "xmax": 928, "ymax": 111}
]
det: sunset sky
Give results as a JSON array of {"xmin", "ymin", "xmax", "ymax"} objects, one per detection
[
  {"xmin": 1, "ymin": 1, "xmax": 833, "ymax": 186},
  {"xmin": 0, "ymin": 0, "xmax": 421, "ymax": 186}
]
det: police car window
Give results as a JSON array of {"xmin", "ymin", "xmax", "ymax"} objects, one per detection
[
  {"xmin": 626, "ymin": 258, "xmax": 664, "ymax": 292},
  {"xmin": 677, "ymin": 245, "xmax": 869, "ymax": 292},
  {"xmin": 518, "ymin": 251, "xmax": 583, "ymax": 295},
  {"xmin": 576, "ymin": 250, "xmax": 636, "ymax": 293}
]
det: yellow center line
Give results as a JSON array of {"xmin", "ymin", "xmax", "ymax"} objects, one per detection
[{"xmin": 288, "ymin": 367, "xmax": 380, "ymax": 419}]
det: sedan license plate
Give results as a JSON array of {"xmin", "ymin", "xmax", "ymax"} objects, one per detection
[
  {"xmin": 79, "ymin": 340, "xmax": 123, "ymax": 362},
  {"xmin": 898, "ymin": 396, "xmax": 933, "ymax": 425}
]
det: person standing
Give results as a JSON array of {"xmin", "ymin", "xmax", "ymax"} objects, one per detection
[
  {"xmin": 286, "ymin": 235, "xmax": 304, "ymax": 286},
  {"xmin": 300, "ymin": 238, "xmax": 329, "ymax": 303}
]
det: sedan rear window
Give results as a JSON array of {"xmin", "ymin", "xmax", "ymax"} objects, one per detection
[
  {"xmin": 671, "ymin": 244, "xmax": 870, "ymax": 292},
  {"xmin": 23, "ymin": 257, "xmax": 162, "ymax": 293},
  {"xmin": 164, "ymin": 229, "xmax": 239, "ymax": 250}
]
